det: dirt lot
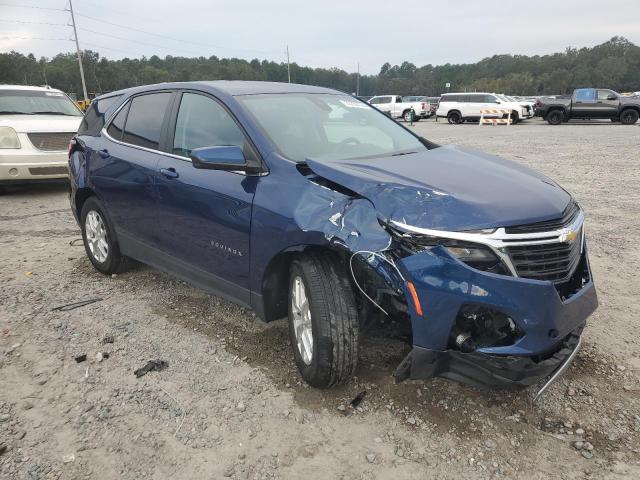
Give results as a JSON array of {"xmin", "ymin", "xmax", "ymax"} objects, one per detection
[{"xmin": 1, "ymin": 118, "xmax": 639, "ymax": 479}]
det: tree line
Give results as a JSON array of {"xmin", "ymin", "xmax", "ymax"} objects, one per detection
[{"xmin": 1, "ymin": 36, "xmax": 638, "ymax": 99}]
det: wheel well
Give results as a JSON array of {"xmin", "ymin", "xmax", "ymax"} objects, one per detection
[
  {"xmin": 260, "ymin": 245, "xmax": 344, "ymax": 322},
  {"xmin": 75, "ymin": 187, "xmax": 95, "ymax": 220},
  {"xmin": 621, "ymin": 106, "xmax": 640, "ymax": 114}
]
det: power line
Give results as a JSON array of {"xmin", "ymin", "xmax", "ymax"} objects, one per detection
[
  {"xmin": 0, "ymin": 2, "xmax": 66, "ymax": 11},
  {"xmin": 74, "ymin": 11, "xmax": 279, "ymax": 56},
  {"xmin": 77, "ymin": 27, "xmax": 206, "ymax": 56},
  {"xmin": 0, "ymin": 36, "xmax": 71, "ymax": 41},
  {"xmin": 0, "ymin": 19, "xmax": 68, "ymax": 26}
]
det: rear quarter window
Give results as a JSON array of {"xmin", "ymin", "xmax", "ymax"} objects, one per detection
[{"xmin": 78, "ymin": 95, "xmax": 123, "ymax": 136}]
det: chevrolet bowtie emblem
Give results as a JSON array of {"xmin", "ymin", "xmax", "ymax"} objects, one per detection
[{"xmin": 564, "ymin": 230, "xmax": 578, "ymax": 243}]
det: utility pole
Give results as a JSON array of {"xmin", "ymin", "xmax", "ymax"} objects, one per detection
[
  {"xmin": 286, "ymin": 45, "xmax": 291, "ymax": 83},
  {"xmin": 68, "ymin": 0, "xmax": 88, "ymax": 102},
  {"xmin": 356, "ymin": 62, "xmax": 360, "ymax": 96}
]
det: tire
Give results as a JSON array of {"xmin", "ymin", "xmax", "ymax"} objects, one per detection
[
  {"xmin": 288, "ymin": 252, "xmax": 359, "ymax": 388},
  {"xmin": 403, "ymin": 110, "xmax": 413, "ymax": 122},
  {"xmin": 510, "ymin": 111, "xmax": 520, "ymax": 124},
  {"xmin": 447, "ymin": 111, "xmax": 462, "ymax": 124},
  {"xmin": 80, "ymin": 196, "xmax": 130, "ymax": 275},
  {"xmin": 620, "ymin": 108, "xmax": 639, "ymax": 125},
  {"xmin": 546, "ymin": 110, "xmax": 564, "ymax": 125}
]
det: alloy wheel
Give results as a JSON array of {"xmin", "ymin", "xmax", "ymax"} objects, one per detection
[
  {"xmin": 85, "ymin": 210, "xmax": 109, "ymax": 263},
  {"xmin": 291, "ymin": 276, "xmax": 313, "ymax": 365}
]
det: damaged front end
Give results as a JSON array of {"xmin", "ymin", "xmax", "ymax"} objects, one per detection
[{"xmin": 294, "ymin": 156, "xmax": 597, "ymax": 394}]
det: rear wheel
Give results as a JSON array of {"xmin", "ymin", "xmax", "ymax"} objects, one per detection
[
  {"xmin": 620, "ymin": 108, "xmax": 639, "ymax": 125},
  {"xmin": 80, "ymin": 197, "xmax": 130, "ymax": 275},
  {"xmin": 546, "ymin": 110, "xmax": 564, "ymax": 125},
  {"xmin": 510, "ymin": 111, "xmax": 520, "ymax": 124},
  {"xmin": 288, "ymin": 252, "xmax": 359, "ymax": 388},
  {"xmin": 447, "ymin": 111, "xmax": 462, "ymax": 124}
]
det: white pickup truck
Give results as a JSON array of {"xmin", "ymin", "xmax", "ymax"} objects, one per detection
[{"xmin": 368, "ymin": 95, "xmax": 430, "ymax": 121}]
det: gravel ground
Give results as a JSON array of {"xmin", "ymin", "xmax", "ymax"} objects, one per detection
[{"xmin": 1, "ymin": 118, "xmax": 639, "ymax": 479}]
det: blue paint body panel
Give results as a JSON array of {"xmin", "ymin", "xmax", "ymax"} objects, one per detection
[{"xmin": 68, "ymin": 81, "xmax": 597, "ymax": 380}]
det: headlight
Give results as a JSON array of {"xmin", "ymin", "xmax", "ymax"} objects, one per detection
[
  {"xmin": 446, "ymin": 246, "xmax": 498, "ymax": 263},
  {"xmin": 391, "ymin": 229, "xmax": 510, "ymax": 275},
  {"xmin": 0, "ymin": 127, "xmax": 21, "ymax": 149}
]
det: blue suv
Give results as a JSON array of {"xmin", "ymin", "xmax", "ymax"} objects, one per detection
[{"xmin": 69, "ymin": 81, "xmax": 597, "ymax": 394}]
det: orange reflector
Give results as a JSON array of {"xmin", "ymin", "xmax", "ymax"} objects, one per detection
[{"xmin": 406, "ymin": 281, "xmax": 423, "ymax": 317}]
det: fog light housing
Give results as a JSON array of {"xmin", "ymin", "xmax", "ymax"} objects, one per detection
[{"xmin": 449, "ymin": 304, "xmax": 523, "ymax": 352}]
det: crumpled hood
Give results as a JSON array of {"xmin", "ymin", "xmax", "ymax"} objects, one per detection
[
  {"xmin": 0, "ymin": 114, "xmax": 82, "ymax": 133},
  {"xmin": 306, "ymin": 145, "xmax": 571, "ymax": 231}
]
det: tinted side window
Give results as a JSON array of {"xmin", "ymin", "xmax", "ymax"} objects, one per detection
[
  {"xmin": 379, "ymin": 97, "xmax": 392, "ymax": 104},
  {"xmin": 369, "ymin": 97, "xmax": 380, "ymax": 105},
  {"xmin": 441, "ymin": 95, "xmax": 456, "ymax": 102},
  {"xmin": 575, "ymin": 89, "xmax": 596, "ymax": 102},
  {"xmin": 78, "ymin": 95, "xmax": 123, "ymax": 136},
  {"xmin": 106, "ymin": 101, "xmax": 129, "ymax": 141},
  {"xmin": 122, "ymin": 92, "xmax": 171, "ymax": 150},
  {"xmin": 597, "ymin": 89, "xmax": 615, "ymax": 100},
  {"xmin": 173, "ymin": 93, "xmax": 245, "ymax": 157}
]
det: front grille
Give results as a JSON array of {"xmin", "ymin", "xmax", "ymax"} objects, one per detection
[
  {"xmin": 505, "ymin": 200, "xmax": 579, "ymax": 234},
  {"xmin": 27, "ymin": 132, "xmax": 75, "ymax": 151},
  {"xmin": 507, "ymin": 230, "xmax": 582, "ymax": 283}
]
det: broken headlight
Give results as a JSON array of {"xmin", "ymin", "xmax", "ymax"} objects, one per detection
[{"xmin": 391, "ymin": 230, "xmax": 510, "ymax": 276}]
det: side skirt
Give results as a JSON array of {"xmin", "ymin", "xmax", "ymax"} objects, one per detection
[{"xmin": 118, "ymin": 232, "xmax": 253, "ymax": 310}]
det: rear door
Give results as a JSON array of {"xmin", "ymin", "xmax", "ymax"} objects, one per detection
[
  {"xmin": 154, "ymin": 91, "xmax": 260, "ymax": 303},
  {"xmin": 94, "ymin": 91, "xmax": 173, "ymax": 244}
]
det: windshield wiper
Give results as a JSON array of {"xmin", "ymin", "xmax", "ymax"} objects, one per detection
[
  {"xmin": 31, "ymin": 111, "xmax": 78, "ymax": 116},
  {"xmin": 391, "ymin": 151, "xmax": 417, "ymax": 157},
  {"xmin": 0, "ymin": 110, "xmax": 33, "ymax": 115}
]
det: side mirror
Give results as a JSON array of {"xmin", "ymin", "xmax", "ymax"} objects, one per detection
[
  {"xmin": 495, "ymin": 100, "xmax": 501, "ymax": 104},
  {"xmin": 190, "ymin": 146, "xmax": 251, "ymax": 172},
  {"xmin": 607, "ymin": 94, "xmax": 617, "ymax": 100}
]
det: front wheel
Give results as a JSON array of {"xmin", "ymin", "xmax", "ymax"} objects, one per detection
[
  {"xmin": 288, "ymin": 252, "xmax": 359, "ymax": 388},
  {"xmin": 620, "ymin": 108, "xmax": 639, "ymax": 125}
]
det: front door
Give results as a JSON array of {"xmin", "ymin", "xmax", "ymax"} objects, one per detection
[
  {"xmin": 154, "ymin": 91, "xmax": 258, "ymax": 304},
  {"xmin": 595, "ymin": 89, "xmax": 619, "ymax": 118}
]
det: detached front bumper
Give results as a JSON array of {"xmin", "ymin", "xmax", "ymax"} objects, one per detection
[
  {"xmin": 396, "ymin": 325, "xmax": 583, "ymax": 390},
  {"xmin": 394, "ymin": 246, "xmax": 597, "ymax": 390}
]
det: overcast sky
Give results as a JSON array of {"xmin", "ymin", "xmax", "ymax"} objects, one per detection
[{"xmin": 1, "ymin": 0, "xmax": 639, "ymax": 74}]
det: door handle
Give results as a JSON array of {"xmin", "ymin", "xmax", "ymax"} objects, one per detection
[
  {"xmin": 97, "ymin": 149, "xmax": 109, "ymax": 158},
  {"xmin": 159, "ymin": 167, "xmax": 179, "ymax": 179}
]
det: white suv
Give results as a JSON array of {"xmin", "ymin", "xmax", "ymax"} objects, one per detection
[
  {"xmin": 1, "ymin": 85, "xmax": 83, "ymax": 186},
  {"xmin": 436, "ymin": 92, "xmax": 530, "ymax": 124}
]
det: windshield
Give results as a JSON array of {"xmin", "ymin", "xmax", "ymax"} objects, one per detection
[
  {"xmin": 0, "ymin": 89, "xmax": 82, "ymax": 116},
  {"xmin": 237, "ymin": 93, "xmax": 427, "ymax": 162}
]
